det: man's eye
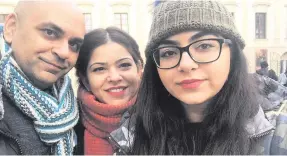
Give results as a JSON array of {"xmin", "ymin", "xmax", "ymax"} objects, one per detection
[
  {"xmin": 69, "ymin": 42, "xmax": 81, "ymax": 52},
  {"xmin": 42, "ymin": 28, "xmax": 59, "ymax": 39}
]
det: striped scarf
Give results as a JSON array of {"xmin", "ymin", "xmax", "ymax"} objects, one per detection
[{"xmin": 0, "ymin": 52, "xmax": 79, "ymax": 155}]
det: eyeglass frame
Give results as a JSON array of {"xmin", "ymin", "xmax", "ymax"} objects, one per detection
[{"xmin": 152, "ymin": 38, "xmax": 232, "ymax": 69}]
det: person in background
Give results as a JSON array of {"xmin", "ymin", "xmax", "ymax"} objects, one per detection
[
  {"xmin": 109, "ymin": 0, "xmax": 287, "ymax": 155},
  {"xmin": 74, "ymin": 27, "xmax": 143, "ymax": 155},
  {"xmin": 0, "ymin": 0, "xmax": 85, "ymax": 155},
  {"xmin": 254, "ymin": 62, "xmax": 287, "ymax": 111},
  {"xmin": 278, "ymin": 70, "xmax": 287, "ymax": 86},
  {"xmin": 256, "ymin": 61, "xmax": 269, "ymax": 76},
  {"xmin": 256, "ymin": 60, "xmax": 278, "ymax": 81},
  {"xmin": 268, "ymin": 69, "xmax": 278, "ymax": 81},
  {"xmin": 253, "ymin": 72, "xmax": 287, "ymax": 111}
]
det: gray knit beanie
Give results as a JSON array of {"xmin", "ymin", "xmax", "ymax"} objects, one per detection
[{"xmin": 145, "ymin": 0, "xmax": 245, "ymax": 57}]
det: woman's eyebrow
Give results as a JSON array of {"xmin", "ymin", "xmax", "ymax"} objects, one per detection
[
  {"xmin": 115, "ymin": 58, "xmax": 133, "ymax": 64},
  {"xmin": 159, "ymin": 40, "xmax": 179, "ymax": 47},
  {"xmin": 89, "ymin": 62, "xmax": 106, "ymax": 70},
  {"xmin": 159, "ymin": 32, "xmax": 221, "ymax": 47},
  {"xmin": 189, "ymin": 31, "xmax": 220, "ymax": 42}
]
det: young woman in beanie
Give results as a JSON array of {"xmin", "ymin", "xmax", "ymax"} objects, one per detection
[
  {"xmin": 73, "ymin": 27, "xmax": 143, "ymax": 155},
  {"xmin": 109, "ymin": 0, "xmax": 287, "ymax": 155}
]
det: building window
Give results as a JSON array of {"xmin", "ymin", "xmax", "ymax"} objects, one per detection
[
  {"xmin": 83, "ymin": 13, "xmax": 92, "ymax": 32},
  {"xmin": 0, "ymin": 14, "xmax": 8, "ymax": 23},
  {"xmin": 114, "ymin": 13, "xmax": 129, "ymax": 33},
  {"xmin": 255, "ymin": 13, "xmax": 266, "ymax": 39}
]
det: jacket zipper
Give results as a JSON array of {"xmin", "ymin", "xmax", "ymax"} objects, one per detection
[
  {"xmin": 0, "ymin": 130, "xmax": 23, "ymax": 155},
  {"xmin": 107, "ymin": 135, "xmax": 128, "ymax": 155},
  {"xmin": 249, "ymin": 128, "xmax": 273, "ymax": 139}
]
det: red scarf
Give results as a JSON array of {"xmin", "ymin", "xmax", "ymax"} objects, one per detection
[{"xmin": 78, "ymin": 86, "xmax": 135, "ymax": 155}]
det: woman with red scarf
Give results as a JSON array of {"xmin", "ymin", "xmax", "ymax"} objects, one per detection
[{"xmin": 73, "ymin": 27, "xmax": 143, "ymax": 155}]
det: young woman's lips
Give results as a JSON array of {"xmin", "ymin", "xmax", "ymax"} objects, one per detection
[
  {"xmin": 106, "ymin": 86, "xmax": 127, "ymax": 97},
  {"xmin": 178, "ymin": 79, "xmax": 205, "ymax": 89}
]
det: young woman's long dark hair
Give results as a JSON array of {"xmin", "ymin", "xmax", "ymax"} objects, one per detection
[{"xmin": 130, "ymin": 39, "xmax": 259, "ymax": 155}]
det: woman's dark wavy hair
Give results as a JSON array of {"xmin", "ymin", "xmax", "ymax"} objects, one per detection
[
  {"xmin": 130, "ymin": 36, "xmax": 259, "ymax": 154},
  {"xmin": 75, "ymin": 27, "xmax": 143, "ymax": 86}
]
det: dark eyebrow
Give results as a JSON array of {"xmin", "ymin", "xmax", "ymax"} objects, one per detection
[
  {"xmin": 159, "ymin": 31, "xmax": 221, "ymax": 47},
  {"xmin": 116, "ymin": 58, "xmax": 133, "ymax": 63},
  {"xmin": 89, "ymin": 58, "xmax": 133, "ymax": 70},
  {"xmin": 38, "ymin": 22, "xmax": 84, "ymax": 42},
  {"xmin": 69, "ymin": 38, "xmax": 84, "ymax": 45},
  {"xmin": 89, "ymin": 62, "xmax": 106, "ymax": 70},
  {"xmin": 39, "ymin": 22, "xmax": 65, "ymax": 35},
  {"xmin": 159, "ymin": 40, "xmax": 180, "ymax": 46},
  {"xmin": 189, "ymin": 31, "xmax": 220, "ymax": 42}
]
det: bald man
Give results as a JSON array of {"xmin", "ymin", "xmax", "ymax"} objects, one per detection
[{"xmin": 0, "ymin": 0, "xmax": 85, "ymax": 155}]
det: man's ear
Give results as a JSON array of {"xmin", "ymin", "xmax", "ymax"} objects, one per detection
[{"xmin": 4, "ymin": 13, "xmax": 18, "ymax": 45}]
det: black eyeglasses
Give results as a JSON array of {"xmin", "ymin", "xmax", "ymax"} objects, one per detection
[{"xmin": 152, "ymin": 38, "xmax": 232, "ymax": 69}]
